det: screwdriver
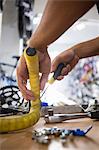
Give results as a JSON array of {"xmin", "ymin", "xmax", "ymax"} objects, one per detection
[{"xmin": 40, "ymin": 63, "xmax": 65, "ymax": 98}]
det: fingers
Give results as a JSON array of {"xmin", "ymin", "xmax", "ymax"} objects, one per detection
[
  {"xmin": 17, "ymin": 75, "xmax": 35, "ymax": 100},
  {"xmin": 50, "ymin": 50, "xmax": 79, "ymax": 80},
  {"xmin": 61, "ymin": 55, "xmax": 79, "ymax": 76},
  {"xmin": 51, "ymin": 55, "xmax": 71, "ymax": 80},
  {"xmin": 61, "ymin": 64, "xmax": 71, "ymax": 75},
  {"xmin": 57, "ymin": 75, "xmax": 64, "ymax": 80},
  {"xmin": 40, "ymin": 73, "xmax": 49, "ymax": 90},
  {"xmin": 16, "ymin": 56, "xmax": 34, "ymax": 101},
  {"xmin": 51, "ymin": 56, "xmax": 61, "ymax": 72},
  {"xmin": 51, "ymin": 50, "xmax": 75, "ymax": 72},
  {"xmin": 39, "ymin": 50, "xmax": 51, "ymax": 90},
  {"xmin": 56, "ymin": 65, "xmax": 71, "ymax": 80}
]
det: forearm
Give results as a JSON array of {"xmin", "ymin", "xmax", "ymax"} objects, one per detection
[
  {"xmin": 29, "ymin": 0, "xmax": 94, "ymax": 51},
  {"xmin": 74, "ymin": 37, "xmax": 99, "ymax": 59}
]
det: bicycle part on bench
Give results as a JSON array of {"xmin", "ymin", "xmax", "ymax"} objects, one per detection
[
  {"xmin": 0, "ymin": 85, "xmax": 30, "ymax": 117},
  {"xmin": 44, "ymin": 101, "xmax": 99, "ymax": 123}
]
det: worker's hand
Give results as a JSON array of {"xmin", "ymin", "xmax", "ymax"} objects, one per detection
[
  {"xmin": 51, "ymin": 49, "xmax": 79, "ymax": 80},
  {"xmin": 16, "ymin": 49, "xmax": 51, "ymax": 100},
  {"xmin": 38, "ymin": 50, "xmax": 51, "ymax": 90}
]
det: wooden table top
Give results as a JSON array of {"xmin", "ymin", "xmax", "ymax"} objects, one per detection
[{"xmin": 0, "ymin": 118, "xmax": 99, "ymax": 150}]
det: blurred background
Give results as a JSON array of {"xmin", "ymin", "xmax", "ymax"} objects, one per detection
[{"xmin": 0, "ymin": 0, "xmax": 99, "ymax": 107}]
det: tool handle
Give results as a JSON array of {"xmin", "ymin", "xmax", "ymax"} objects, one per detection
[{"xmin": 53, "ymin": 63, "xmax": 65, "ymax": 79}]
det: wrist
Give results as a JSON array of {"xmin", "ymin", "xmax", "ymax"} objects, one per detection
[
  {"xmin": 73, "ymin": 44, "xmax": 82, "ymax": 59},
  {"xmin": 28, "ymin": 35, "xmax": 48, "ymax": 53}
]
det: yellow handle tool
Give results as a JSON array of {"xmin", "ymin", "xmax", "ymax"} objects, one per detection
[{"xmin": 0, "ymin": 47, "xmax": 41, "ymax": 133}]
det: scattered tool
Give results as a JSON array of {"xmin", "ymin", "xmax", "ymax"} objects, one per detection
[
  {"xmin": 72, "ymin": 125, "xmax": 92, "ymax": 136},
  {"xmin": 32, "ymin": 125, "xmax": 92, "ymax": 144}
]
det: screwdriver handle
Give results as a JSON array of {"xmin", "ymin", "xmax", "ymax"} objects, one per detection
[{"xmin": 53, "ymin": 63, "xmax": 65, "ymax": 79}]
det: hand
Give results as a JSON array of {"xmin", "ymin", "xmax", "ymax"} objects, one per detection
[
  {"xmin": 51, "ymin": 49, "xmax": 79, "ymax": 80},
  {"xmin": 16, "ymin": 48, "xmax": 51, "ymax": 100}
]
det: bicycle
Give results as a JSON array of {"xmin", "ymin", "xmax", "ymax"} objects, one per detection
[
  {"xmin": 16, "ymin": 0, "xmax": 34, "ymax": 54},
  {"xmin": 0, "ymin": 55, "xmax": 20, "ymax": 88}
]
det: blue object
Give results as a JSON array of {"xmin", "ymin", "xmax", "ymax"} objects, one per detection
[
  {"xmin": 41, "ymin": 102, "xmax": 48, "ymax": 107},
  {"xmin": 72, "ymin": 129, "xmax": 85, "ymax": 136},
  {"xmin": 72, "ymin": 125, "xmax": 92, "ymax": 136}
]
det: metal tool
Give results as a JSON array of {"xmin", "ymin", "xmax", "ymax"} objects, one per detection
[
  {"xmin": 40, "ymin": 63, "xmax": 65, "ymax": 98},
  {"xmin": 44, "ymin": 111, "xmax": 99, "ymax": 123},
  {"xmin": 32, "ymin": 126, "xmax": 92, "ymax": 144},
  {"xmin": 44, "ymin": 113, "xmax": 89, "ymax": 123},
  {"xmin": 40, "ymin": 51, "xmax": 75, "ymax": 98}
]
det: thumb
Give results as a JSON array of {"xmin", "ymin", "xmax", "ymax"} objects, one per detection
[
  {"xmin": 40, "ymin": 73, "xmax": 49, "ymax": 90},
  {"xmin": 51, "ymin": 56, "xmax": 61, "ymax": 73},
  {"xmin": 51, "ymin": 50, "xmax": 75, "ymax": 73}
]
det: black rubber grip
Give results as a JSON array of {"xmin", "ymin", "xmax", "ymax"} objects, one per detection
[
  {"xmin": 53, "ymin": 63, "xmax": 65, "ymax": 80},
  {"xmin": 90, "ymin": 111, "xmax": 99, "ymax": 119},
  {"xmin": 26, "ymin": 47, "xmax": 36, "ymax": 56}
]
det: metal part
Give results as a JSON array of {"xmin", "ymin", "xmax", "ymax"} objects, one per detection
[
  {"xmin": 90, "ymin": 110, "xmax": 99, "ymax": 119},
  {"xmin": 48, "ymin": 107, "xmax": 53, "ymax": 116},
  {"xmin": 43, "ymin": 97, "xmax": 99, "ymax": 124},
  {"xmin": 41, "ymin": 105, "xmax": 83, "ymax": 117},
  {"xmin": 44, "ymin": 110, "xmax": 99, "ymax": 123},
  {"xmin": 84, "ymin": 125, "xmax": 93, "ymax": 134},
  {"xmin": 32, "ymin": 126, "xmax": 92, "ymax": 144},
  {"xmin": 40, "ymin": 83, "xmax": 49, "ymax": 98},
  {"xmin": 44, "ymin": 113, "xmax": 89, "ymax": 123}
]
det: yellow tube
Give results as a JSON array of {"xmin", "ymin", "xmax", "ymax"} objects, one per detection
[{"xmin": 0, "ymin": 48, "xmax": 40, "ymax": 133}]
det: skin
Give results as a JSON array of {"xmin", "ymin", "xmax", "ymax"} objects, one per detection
[
  {"xmin": 17, "ymin": 49, "xmax": 51, "ymax": 100},
  {"xmin": 16, "ymin": 0, "xmax": 98, "ymax": 100},
  {"xmin": 51, "ymin": 37, "xmax": 99, "ymax": 80}
]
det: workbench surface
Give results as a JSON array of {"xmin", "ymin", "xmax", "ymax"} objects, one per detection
[{"xmin": 0, "ymin": 118, "xmax": 99, "ymax": 150}]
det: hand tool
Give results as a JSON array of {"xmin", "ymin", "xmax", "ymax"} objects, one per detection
[
  {"xmin": 44, "ymin": 113, "xmax": 89, "ymax": 123},
  {"xmin": 40, "ymin": 52, "xmax": 75, "ymax": 98},
  {"xmin": 40, "ymin": 63, "xmax": 65, "ymax": 98},
  {"xmin": 44, "ymin": 110, "xmax": 99, "ymax": 123}
]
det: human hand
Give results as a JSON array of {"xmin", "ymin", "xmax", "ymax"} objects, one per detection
[
  {"xmin": 16, "ymin": 48, "xmax": 51, "ymax": 100},
  {"xmin": 51, "ymin": 49, "xmax": 79, "ymax": 80}
]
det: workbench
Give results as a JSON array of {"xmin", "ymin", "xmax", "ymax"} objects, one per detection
[{"xmin": 0, "ymin": 118, "xmax": 99, "ymax": 150}]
